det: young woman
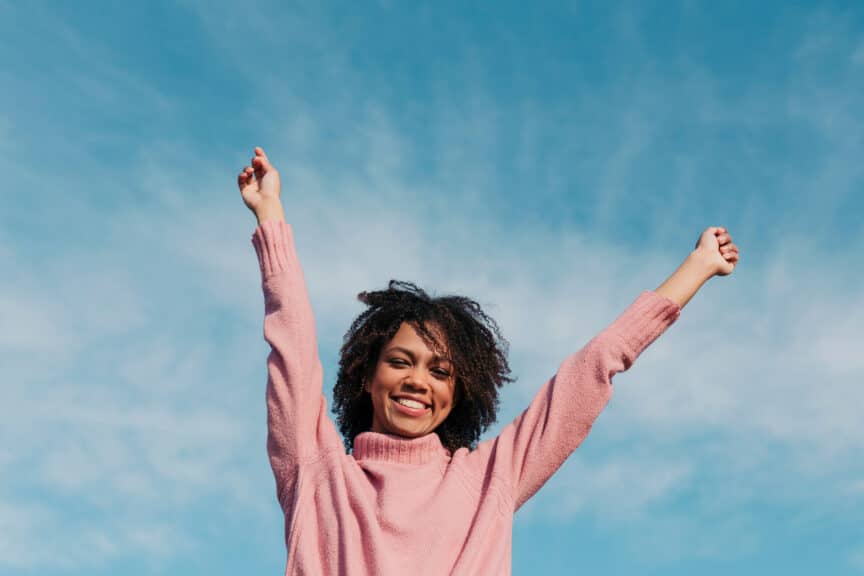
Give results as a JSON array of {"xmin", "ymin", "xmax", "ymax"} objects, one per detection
[{"xmin": 238, "ymin": 146, "xmax": 739, "ymax": 575}]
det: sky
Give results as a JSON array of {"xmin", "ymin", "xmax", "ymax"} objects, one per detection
[{"xmin": 1, "ymin": 0, "xmax": 863, "ymax": 574}]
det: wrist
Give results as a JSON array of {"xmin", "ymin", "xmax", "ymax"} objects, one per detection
[
  {"xmin": 255, "ymin": 199, "xmax": 285, "ymax": 224},
  {"xmin": 655, "ymin": 250, "xmax": 716, "ymax": 309},
  {"xmin": 687, "ymin": 249, "xmax": 719, "ymax": 281}
]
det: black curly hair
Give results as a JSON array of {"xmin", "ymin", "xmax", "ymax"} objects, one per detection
[{"xmin": 332, "ymin": 280, "xmax": 514, "ymax": 454}]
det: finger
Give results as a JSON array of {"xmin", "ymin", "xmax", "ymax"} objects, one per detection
[
  {"xmin": 252, "ymin": 149, "xmax": 274, "ymax": 172},
  {"xmin": 252, "ymin": 156, "xmax": 270, "ymax": 174},
  {"xmin": 238, "ymin": 166, "xmax": 254, "ymax": 186}
]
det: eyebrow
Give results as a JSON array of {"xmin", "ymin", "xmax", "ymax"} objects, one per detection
[{"xmin": 384, "ymin": 346, "xmax": 451, "ymax": 363}]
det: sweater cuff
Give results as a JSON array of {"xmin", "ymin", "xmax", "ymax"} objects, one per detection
[
  {"xmin": 608, "ymin": 290, "xmax": 681, "ymax": 359},
  {"xmin": 250, "ymin": 220, "xmax": 295, "ymax": 279}
]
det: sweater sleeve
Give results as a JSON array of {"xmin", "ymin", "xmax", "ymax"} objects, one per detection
[
  {"xmin": 466, "ymin": 290, "xmax": 681, "ymax": 511},
  {"xmin": 251, "ymin": 220, "xmax": 343, "ymax": 510}
]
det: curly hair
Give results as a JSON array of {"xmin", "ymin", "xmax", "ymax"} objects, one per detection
[{"xmin": 332, "ymin": 280, "xmax": 514, "ymax": 454}]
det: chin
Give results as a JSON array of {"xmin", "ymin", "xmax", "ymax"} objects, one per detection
[
  {"xmin": 384, "ymin": 418, "xmax": 433, "ymax": 438},
  {"xmin": 389, "ymin": 425, "xmax": 427, "ymax": 438}
]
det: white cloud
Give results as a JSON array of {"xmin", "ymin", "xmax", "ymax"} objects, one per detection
[
  {"xmin": 851, "ymin": 545, "xmax": 864, "ymax": 572},
  {"xmin": 0, "ymin": 196, "xmax": 265, "ymax": 568},
  {"xmin": 0, "ymin": 291, "xmax": 71, "ymax": 352},
  {"xmin": 0, "ymin": 496, "xmax": 191, "ymax": 570},
  {"xmin": 0, "ymin": 501, "xmax": 54, "ymax": 569},
  {"xmin": 542, "ymin": 454, "xmax": 693, "ymax": 522}
]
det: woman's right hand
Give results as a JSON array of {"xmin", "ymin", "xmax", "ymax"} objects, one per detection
[{"xmin": 238, "ymin": 146, "xmax": 282, "ymax": 217}]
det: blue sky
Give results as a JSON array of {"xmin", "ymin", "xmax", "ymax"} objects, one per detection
[{"xmin": 1, "ymin": 0, "xmax": 863, "ymax": 574}]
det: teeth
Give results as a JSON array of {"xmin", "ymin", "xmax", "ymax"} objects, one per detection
[{"xmin": 395, "ymin": 398, "xmax": 426, "ymax": 409}]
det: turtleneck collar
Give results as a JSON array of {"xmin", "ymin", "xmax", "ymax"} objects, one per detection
[{"xmin": 352, "ymin": 431, "xmax": 451, "ymax": 465}]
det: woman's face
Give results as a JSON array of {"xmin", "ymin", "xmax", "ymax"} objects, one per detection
[{"xmin": 366, "ymin": 322, "xmax": 457, "ymax": 438}]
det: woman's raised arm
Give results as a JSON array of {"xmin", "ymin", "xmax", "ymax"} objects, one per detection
[
  {"xmin": 465, "ymin": 226, "xmax": 740, "ymax": 511},
  {"xmin": 240, "ymin": 147, "xmax": 343, "ymax": 510}
]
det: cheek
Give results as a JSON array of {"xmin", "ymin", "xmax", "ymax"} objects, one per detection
[{"xmin": 440, "ymin": 383, "xmax": 457, "ymax": 412}]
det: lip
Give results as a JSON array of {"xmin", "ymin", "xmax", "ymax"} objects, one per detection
[
  {"xmin": 392, "ymin": 395, "xmax": 431, "ymax": 407},
  {"xmin": 390, "ymin": 397, "xmax": 431, "ymax": 417}
]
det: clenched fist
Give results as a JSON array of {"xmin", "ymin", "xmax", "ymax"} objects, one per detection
[{"xmin": 694, "ymin": 227, "xmax": 740, "ymax": 277}]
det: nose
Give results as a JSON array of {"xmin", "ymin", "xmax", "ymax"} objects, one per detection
[{"xmin": 403, "ymin": 368, "xmax": 431, "ymax": 391}]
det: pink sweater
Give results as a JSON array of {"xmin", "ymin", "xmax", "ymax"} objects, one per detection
[{"xmin": 252, "ymin": 220, "xmax": 681, "ymax": 575}]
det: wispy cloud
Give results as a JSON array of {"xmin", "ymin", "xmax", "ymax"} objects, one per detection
[
  {"xmin": 535, "ymin": 453, "xmax": 694, "ymax": 523},
  {"xmin": 0, "ymin": 497, "xmax": 192, "ymax": 570},
  {"xmin": 851, "ymin": 545, "xmax": 864, "ymax": 573}
]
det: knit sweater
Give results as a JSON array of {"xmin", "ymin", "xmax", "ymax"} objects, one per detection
[{"xmin": 251, "ymin": 220, "xmax": 681, "ymax": 576}]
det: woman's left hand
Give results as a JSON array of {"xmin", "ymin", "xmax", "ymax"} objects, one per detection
[{"xmin": 694, "ymin": 227, "xmax": 740, "ymax": 277}]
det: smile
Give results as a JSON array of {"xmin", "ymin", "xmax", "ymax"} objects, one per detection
[{"xmin": 391, "ymin": 397, "xmax": 431, "ymax": 416}]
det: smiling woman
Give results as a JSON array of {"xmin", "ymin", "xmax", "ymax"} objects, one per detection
[
  {"xmin": 333, "ymin": 280, "xmax": 512, "ymax": 454},
  {"xmin": 237, "ymin": 146, "xmax": 739, "ymax": 575},
  {"xmin": 366, "ymin": 321, "xmax": 459, "ymax": 439}
]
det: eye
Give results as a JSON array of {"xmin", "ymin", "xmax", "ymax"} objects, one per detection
[
  {"xmin": 388, "ymin": 358, "xmax": 408, "ymax": 366},
  {"xmin": 432, "ymin": 368, "xmax": 451, "ymax": 378}
]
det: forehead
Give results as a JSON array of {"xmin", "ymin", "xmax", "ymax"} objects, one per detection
[{"xmin": 385, "ymin": 322, "xmax": 450, "ymax": 360}]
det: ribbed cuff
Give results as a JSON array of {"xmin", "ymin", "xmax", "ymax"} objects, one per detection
[
  {"xmin": 609, "ymin": 290, "xmax": 681, "ymax": 358},
  {"xmin": 250, "ymin": 220, "xmax": 295, "ymax": 279}
]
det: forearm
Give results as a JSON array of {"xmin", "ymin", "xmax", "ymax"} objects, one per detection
[
  {"xmin": 654, "ymin": 251, "xmax": 716, "ymax": 309},
  {"xmin": 256, "ymin": 199, "xmax": 286, "ymax": 225},
  {"xmin": 252, "ymin": 218, "xmax": 342, "ymax": 473}
]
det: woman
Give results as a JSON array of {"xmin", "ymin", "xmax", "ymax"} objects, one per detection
[{"xmin": 238, "ymin": 146, "xmax": 740, "ymax": 575}]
